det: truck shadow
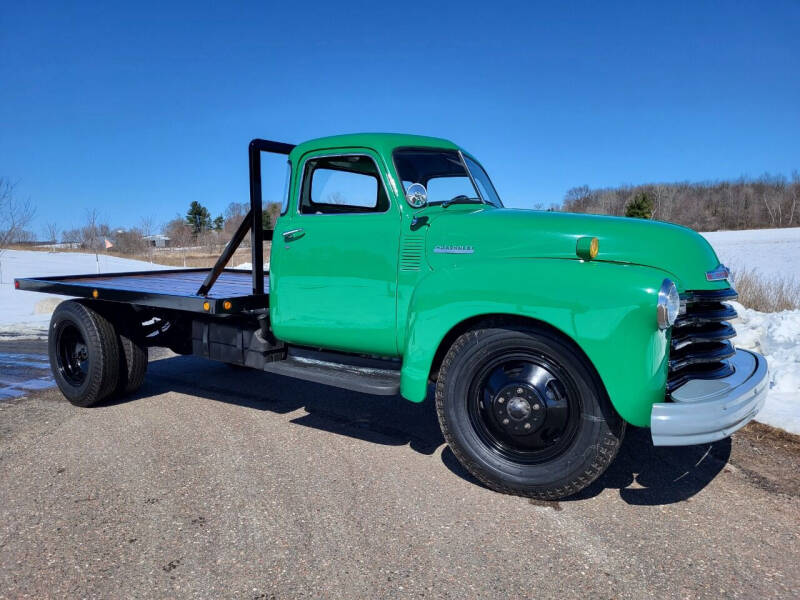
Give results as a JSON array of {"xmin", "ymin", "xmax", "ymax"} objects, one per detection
[
  {"xmin": 570, "ymin": 427, "xmax": 732, "ymax": 505},
  {"xmin": 119, "ymin": 356, "xmax": 731, "ymax": 505},
  {"xmin": 120, "ymin": 356, "xmax": 445, "ymax": 456},
  {"xmin": 441, "ymin": 426, "xmax": 732, "ymax": 506}
]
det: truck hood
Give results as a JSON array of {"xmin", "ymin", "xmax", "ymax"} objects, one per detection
[{"xmin": 423, "ymin": 207, "xmax": 725, "ymax": 290}]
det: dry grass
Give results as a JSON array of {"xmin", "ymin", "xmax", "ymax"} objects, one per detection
[
  {"xmin": 732, "ymin": 268, "xmax": 800, "ymax": 312},
  {"xmin": 741, "ymin": 422, "xmax": 800, "ymax": 453},
  {"xmin": 134, "ymin": 248, "xmax": 259, "ymax": 268}
]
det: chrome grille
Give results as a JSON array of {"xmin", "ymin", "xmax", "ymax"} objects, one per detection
[{"xmin": 667, "ymin": 288, "xmax": 738, "ymax": 393}]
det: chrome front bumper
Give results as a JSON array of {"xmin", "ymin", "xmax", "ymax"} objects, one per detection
[{"xmin": 651, "ymin": 349, "xmax": 768, "ymax": 446}]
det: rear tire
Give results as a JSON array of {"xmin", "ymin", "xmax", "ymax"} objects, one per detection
[
  {"xmin": 77, "ymin": 301, "xmax": 148, "ymax": 398},
  {"xmin": 115, "ymin": 322, "xmax": 148, "ymax": 397},
  {"xmin": 49, "ymin": 300, "xmax": 120, "ymax": 407},
  {"xmin": 436, "ymin": 322, "xmax": 625, "ymax": 499}
]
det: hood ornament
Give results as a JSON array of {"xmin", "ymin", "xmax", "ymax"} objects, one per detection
[{"xmin": 705, "ymin": 264, "xmax": 730, "ymax": 281}]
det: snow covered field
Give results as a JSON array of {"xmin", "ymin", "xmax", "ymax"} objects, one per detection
[
  {"xmin": 0, "ymin": 250, "xmax": 170, "ymax": 340},
  {"xmin": 701, "ymin": 227, "xmax": 800, "ymax": 283},
  {"xmin": 0, "ymin": 234, "xmax": 798, "ymax": 435},
  {"xmin": 731, "ymin": 302, "xmax": 800, "ymax": 434}
]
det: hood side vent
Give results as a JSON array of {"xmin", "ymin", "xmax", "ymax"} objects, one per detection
[{"xmin": 400, "ymin": 236, "xmax": 425, "ymax": 271}]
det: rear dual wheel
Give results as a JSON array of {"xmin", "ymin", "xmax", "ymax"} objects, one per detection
[
  {"xmin": 436, "ymin": 322, "xmax": 625, "ymax": 499},
  {"xmin": 49, "ymin": 300, "xmax": 147, "ymax": 407}
]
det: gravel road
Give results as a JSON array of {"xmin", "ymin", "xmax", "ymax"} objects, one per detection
[{"xmin": 1, "ymin": 351, "xmax": 798, "ymax": 599}]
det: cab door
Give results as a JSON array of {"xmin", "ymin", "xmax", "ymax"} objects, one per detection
[{"xmin": 269, "ymin": 150, "xmax": 401, "ymax": 356}]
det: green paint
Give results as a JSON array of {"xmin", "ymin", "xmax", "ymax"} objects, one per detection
[{"xmin": 270, "ymin": 133, "xmax": 730, "ymax": 427}]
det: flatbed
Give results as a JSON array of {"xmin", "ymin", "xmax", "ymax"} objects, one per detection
[{"xmin": 15, "ymin": 268, "xmax": 270, "ymax": 314}]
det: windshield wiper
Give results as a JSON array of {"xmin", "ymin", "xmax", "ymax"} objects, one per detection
[{"xmin": 438, "ymin": 195, "xmax": 482, "ymax": 208}]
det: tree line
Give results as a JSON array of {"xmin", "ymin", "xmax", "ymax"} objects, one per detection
[
  {"xmin": 160, "ymin": 200, "xmax": 282, "ymax": 253},
  {"xmin": 0, "ymin": 177, "xmax": 283, "ymax": 258},
  {"xmin": 561, "ymin": 173, "xmax": 800, "ymax": 230}
]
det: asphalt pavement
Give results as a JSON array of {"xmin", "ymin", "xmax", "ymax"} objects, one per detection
[{"xmin": 1, "ymin": 348, "xmax": 798, "ymax": 599}]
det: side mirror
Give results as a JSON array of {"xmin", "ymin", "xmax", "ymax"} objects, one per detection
[{"xmin": 405, "ymin": 183, "xmax": 428, "ymax": 208}]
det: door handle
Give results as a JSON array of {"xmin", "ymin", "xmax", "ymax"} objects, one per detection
[{"xmin": 282, "ymin": 228, "xmax": 305, "ymax": 241}]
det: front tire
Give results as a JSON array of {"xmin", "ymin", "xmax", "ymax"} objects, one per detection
[
  {"xmin": 49, "ymin": 300, "xmax": 120, "ymax": 407},
  {"xmin": 436, "ymin": 322, "xmax": 625, "ymax": 499}
]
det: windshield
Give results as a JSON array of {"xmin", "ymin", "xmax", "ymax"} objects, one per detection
[
  {"xmin": 463, "ymin": 155, "xmax": 503, "ymax": 207},
  {"xmin": 393, "ymin": 148, "xmax": 503, "ymax": 207}
]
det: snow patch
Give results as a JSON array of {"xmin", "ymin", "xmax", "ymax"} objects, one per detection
[
  {"xmin": 34, "ymin": 297, "xmax": 62, "ymax": 314},
  {"xmin": 0, "ymin": 249, "xmax": 172, "ymax": 337},
  {"xmin": 729, "ymin": 301, "xmax": 800, "ymax": 434},
  {"xmin": 231, "ymin": 262, "xmax": 269, "ymax": 271}
]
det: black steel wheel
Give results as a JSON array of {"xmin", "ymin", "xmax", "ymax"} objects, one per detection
[
  {"xmin": 468, "ymin": 353, "xmax": 581, "ymax": 465},
  {"xmin": 436, "ymin": 321, "xmax": 625, "ymax": 499},
  {"xmin": 48, "ymin": 300, "xmax": 120, "ymax": 407},
  {"xmin": 55, "ymin": 322, "xmax": 90, "ymax": 386}
]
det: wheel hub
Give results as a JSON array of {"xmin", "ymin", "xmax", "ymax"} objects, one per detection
[
  {"xmin": 56, "ymin": 323, "xmax": 89, "ymax": 387},
  {"xmin": 493, "ymin": 384, "xmax": 545, "ymax": 435},
  {"xmin": 507, "ymin": 396, "xmax": 531, "ymax": 420}
]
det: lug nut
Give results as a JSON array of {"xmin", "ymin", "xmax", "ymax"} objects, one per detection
[
  {"xmin": 524, "ymin": 423, "xmax": 531, "ymax": 430},
  {"xmin": 502, "ymin": 418, "xmax": 509, "ymax": 425},
  {"xmin": 516, "ymin": 388, "xmax": 523, "ymax": 394},
  {"xmin": 533, "ymin": 403, "xmax": 540, "ymax": 410},
  {"xmin": 498, "ymin": 397, "xmax": 505, "ymax": 404}
]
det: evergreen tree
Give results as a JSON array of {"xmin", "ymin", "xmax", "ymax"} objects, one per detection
[
  {"xmin": 213, "ymin": 215, "xmax": 224, "ymax": 231},
  {"xmin": 624, "ymin": 192, "xmax": 654, "ymax": 219},
  {"xmin": 186, "ymin": 201, "xmax": 212, "ymax": 234}
]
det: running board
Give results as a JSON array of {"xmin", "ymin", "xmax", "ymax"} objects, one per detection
[{"xmin": 262, "ymin": 348, "xmax": 401, "ymax": 395}]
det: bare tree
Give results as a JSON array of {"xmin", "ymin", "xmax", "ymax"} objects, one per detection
[
  {"xmin": 561, "ymin": 174, "xmax": 800, "ymax": 231},
  {"xmin": 139, "ymin": 216, "xmax": 155, "ymax": 262},
  {"xmin": 79, "ymin": 209, "xmax": 113, "ymax": 273},
  {"xmin": 0, "ymin": 178, "xmax": 36, "ymax": 283},
  {"xmin": 164, "ymin": 215, "xmax": 193, "ymax": 267},
  {"xmin": 45, "ymin": 222, "xmax": 60, "ymax": 251},
  {"xmin": 0, "ymin": 178, "xmax": 36, "ymax": 246},
  {"xmin": 61, "ymin": 227, "xmax": 81, "ymax": 246},
  {"xmin": 81, "ymin": 209, "xmax": 99, "ymax": 250},
  {"xmin": 119, "ymin": 229, "xmax": 147, "ymax": 255},
  {"xmin": 223, "ymin": 202, "xmax": 249, "ymax": 237}
]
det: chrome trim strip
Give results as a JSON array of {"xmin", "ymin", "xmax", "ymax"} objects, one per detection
[{"xmin": 433, "ymin": 245, "xmax": 474, "ymax": 254}]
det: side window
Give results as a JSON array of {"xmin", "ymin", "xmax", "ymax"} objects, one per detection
[{"xmin": 300, "ymin": 155, "xmax": 389, "ymax": 214}]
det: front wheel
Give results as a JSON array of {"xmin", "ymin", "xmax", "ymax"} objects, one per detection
[{"xmin": 436, "ymin": 322, "xmax": 625, "ymax": 499}]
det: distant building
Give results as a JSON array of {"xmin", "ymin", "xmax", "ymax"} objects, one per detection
[{"xmin": 143, "ymin": 234, "xmax": 171, "ymax": 248}]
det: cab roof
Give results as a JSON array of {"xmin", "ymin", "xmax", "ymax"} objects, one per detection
[{"xmin": 288, "ymin": 133, "xmax": 460, "ymax": 162}]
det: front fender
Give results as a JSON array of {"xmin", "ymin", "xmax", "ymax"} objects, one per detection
[{"xmin": 400, "ymin": 258, "xmax": 671, "ymax": 427}]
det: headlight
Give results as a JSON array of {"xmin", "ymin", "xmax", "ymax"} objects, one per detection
[{"xmin": 657, "ymin": 279, "xmax": 680, "ymax": 329}]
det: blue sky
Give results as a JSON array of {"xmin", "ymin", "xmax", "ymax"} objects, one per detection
[{"xmin": 1, "ymin": 1, "xmax": 798, "ymax": 234}]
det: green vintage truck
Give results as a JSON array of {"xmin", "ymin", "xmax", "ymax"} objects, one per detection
[{"xmin": 16, "ymin": 133, "xmax": 768, "ymax": 499}]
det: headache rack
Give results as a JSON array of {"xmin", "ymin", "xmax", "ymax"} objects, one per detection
[
  {"xmin": 667, "ymin": 287, "xmax": 739, "ymax": 393},
  {"xmin": 15, "ymin": 139, "xmax": 294, "ymax": 314}
]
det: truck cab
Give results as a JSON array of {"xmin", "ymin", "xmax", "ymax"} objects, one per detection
[{"xmin": 17, "ymin": 133, "xmax": 768, "ymax": 499}]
